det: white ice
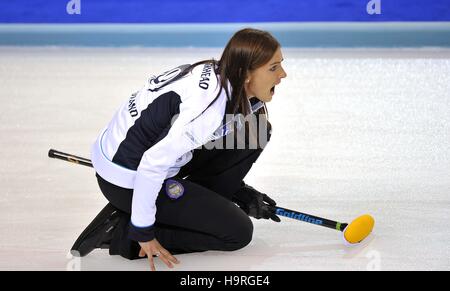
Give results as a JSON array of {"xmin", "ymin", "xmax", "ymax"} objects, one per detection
[{"xmin": 0, "ymin": 47, "xmax": 449, "ymax": 271}]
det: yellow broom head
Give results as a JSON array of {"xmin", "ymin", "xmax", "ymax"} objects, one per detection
[{"xmin": 343, "ymin": 214, "xmax": 375, "ymax": 244}]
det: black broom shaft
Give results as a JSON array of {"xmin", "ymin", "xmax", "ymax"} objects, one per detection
[
  {"xmin": 48, "ymin": 149, "xmax": 93, "ymax": 168},
  {"xmin": 275, "ymin": 206, "xmax": 347, "ymax": 232}
]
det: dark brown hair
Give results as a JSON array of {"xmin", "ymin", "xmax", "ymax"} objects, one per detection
[
  {"xmin": 218, "ymin": 28, "xmax": 280, "ymax": 115},
  {"xmin": 189, "ymin": 28, "xmax": 280, "ymax": 148},
  {"xmin": 190, "ymin": 28, "xmax": 280, "ymax": 116}
]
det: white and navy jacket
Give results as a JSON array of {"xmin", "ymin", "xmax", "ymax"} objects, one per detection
[{"xmin": 91, "ymin": 63, "xmax": 263, "ymax": 242}]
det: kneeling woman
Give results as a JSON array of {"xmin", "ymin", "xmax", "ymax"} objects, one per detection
[{"xmin": 71, "ymin": 28, "xmax": 287, "ymax": 271}]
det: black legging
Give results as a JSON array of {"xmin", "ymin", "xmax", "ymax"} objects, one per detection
[{"xmin": 98, "ymin": 123, "xmax": 270, "ymax": 259}]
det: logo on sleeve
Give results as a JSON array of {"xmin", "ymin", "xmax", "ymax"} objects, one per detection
[{"xmin": 165, "ymin": 179, "xmax": 185, "ymax": 200}]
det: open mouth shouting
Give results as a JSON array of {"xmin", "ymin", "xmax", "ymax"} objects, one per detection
[{"xmin": 270, "ymin": 86, "xmax": 275, "ymax": 95}]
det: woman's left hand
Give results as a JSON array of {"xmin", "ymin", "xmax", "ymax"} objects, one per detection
[{"xmin": 138, "ymin": 239, "xmax": 180, "ymax": 271}]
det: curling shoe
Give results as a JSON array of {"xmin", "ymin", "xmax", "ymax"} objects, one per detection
[{"xmin": 70, "ymin": 203, "xmax": 122, "ymax": 257}]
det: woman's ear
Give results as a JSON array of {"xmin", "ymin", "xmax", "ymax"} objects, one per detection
[{"xmin": 245, "ymin": 70, "xmax": 252, "ymax": 83}]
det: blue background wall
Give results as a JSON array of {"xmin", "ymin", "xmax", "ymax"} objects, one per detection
[{"xmin": 1, "ymin": 0, "xmax": 450, "ymax": 23}]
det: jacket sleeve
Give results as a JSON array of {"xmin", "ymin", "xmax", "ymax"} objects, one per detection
[
  {"xmin": 128, "ymin": 116, "xmax": 202, "ymax": 242},
  {"xmin": 128, "ymin": 72, "xmax": 224, "ymax": 242}
]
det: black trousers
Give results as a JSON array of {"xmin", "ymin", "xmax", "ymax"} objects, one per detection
[{"xmin": 97, "ymin": 124, "xmax": 270, "ymax": 259}]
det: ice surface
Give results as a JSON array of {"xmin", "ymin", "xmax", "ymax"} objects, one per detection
[{"xmin": 0, "ymin": 47, "xmax": 449, "ymax": 270}]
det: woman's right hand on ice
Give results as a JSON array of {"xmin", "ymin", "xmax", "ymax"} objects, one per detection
[{"xmin": 139, "ymin": 239, "xmax": 180, "ymax": 271}]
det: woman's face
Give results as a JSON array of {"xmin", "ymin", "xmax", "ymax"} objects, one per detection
[{"xmin": 245, "ymin": 47, "xmax": 287, "ymax": 103}]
